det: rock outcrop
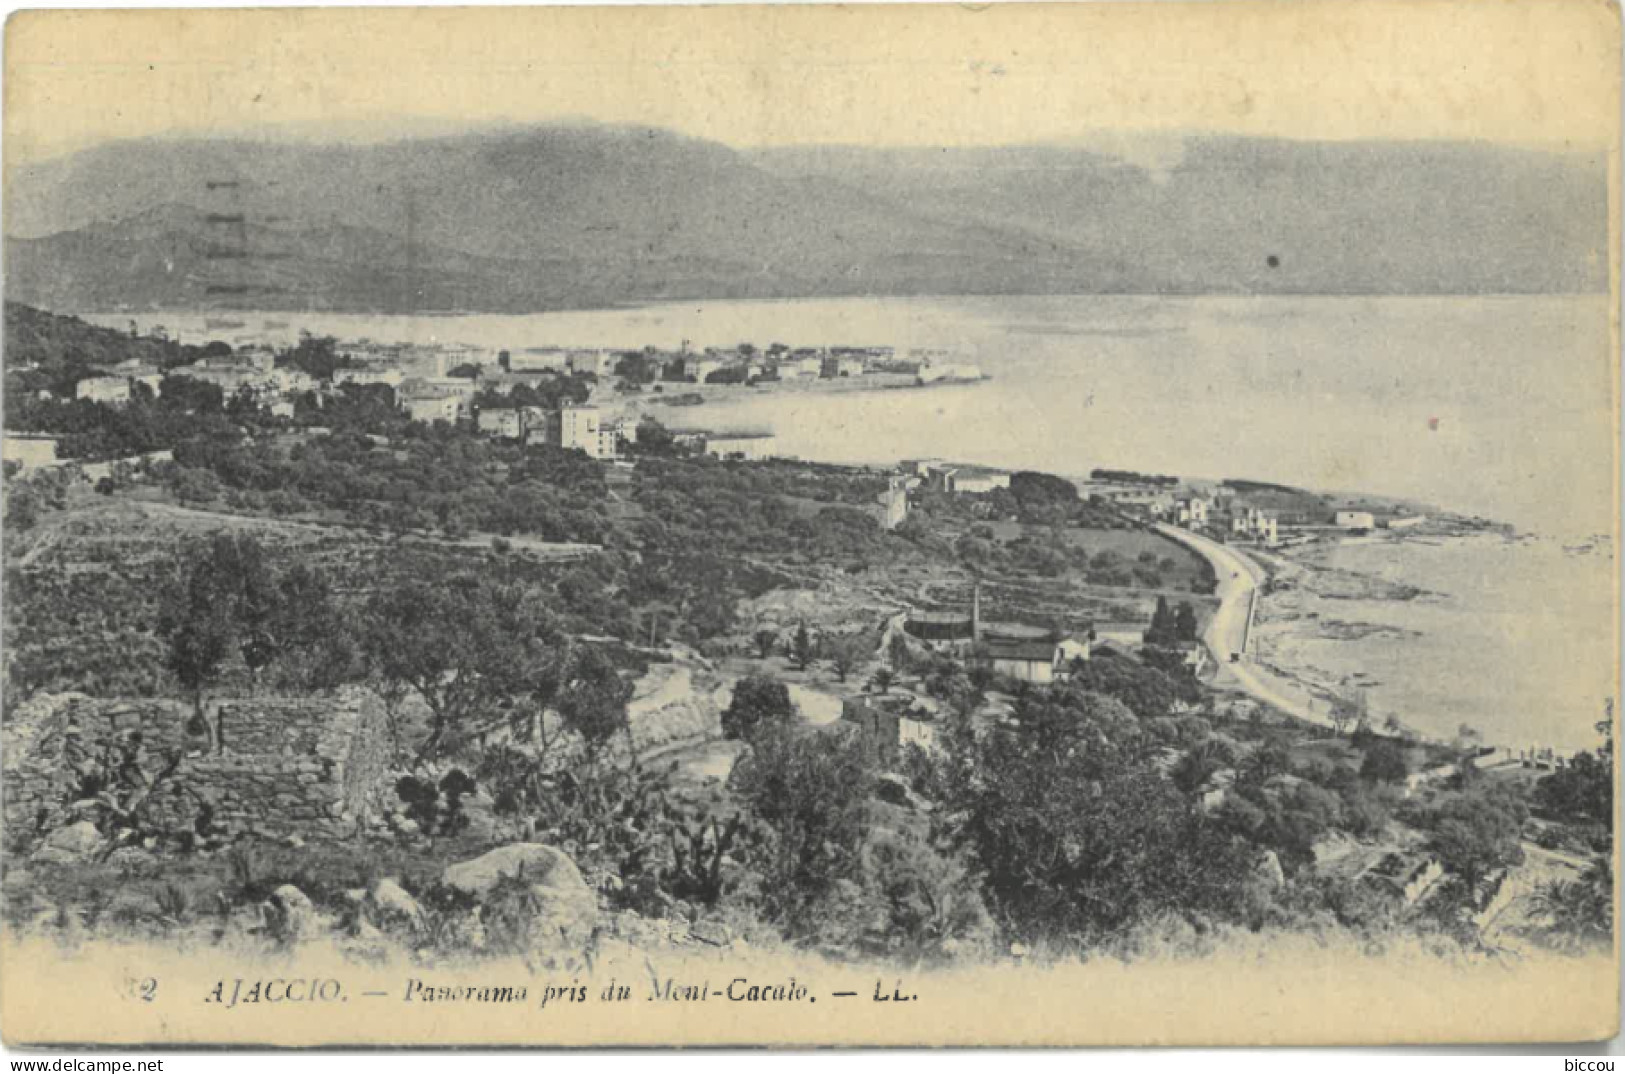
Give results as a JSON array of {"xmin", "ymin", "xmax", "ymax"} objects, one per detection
[
  {"xmin": 442, "ymin": 843, "xmax": 598, "ymax": 949},
  {"xmin": 29, "ymin": 820, "xmax": 104, "ymax": 864}
]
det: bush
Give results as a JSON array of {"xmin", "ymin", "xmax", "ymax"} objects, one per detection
[
  {"xmin": 729, "ymin": 722, "xmax": 874, "ymax": 934},
  {"xmin": 721, "ymin": 675, "xmax": 796, "ymax": 741},
  {"xmin": 1359, "ymin": 739, "xmax": 1409, "ymax": 784}
]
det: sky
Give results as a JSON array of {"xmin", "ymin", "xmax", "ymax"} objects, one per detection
[{"xmin": 4, "ymin": 0, "xmax": 1621, "ymax": 171}]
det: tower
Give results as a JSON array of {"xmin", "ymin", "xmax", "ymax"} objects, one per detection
[{"xmin": 971, "ymin": 583, "xmax": 982, "ymax": 642}]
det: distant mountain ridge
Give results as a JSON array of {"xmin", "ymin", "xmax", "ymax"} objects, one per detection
[{"xmin": 3, "ymin": 123, "xmax": 1607, "ymax": 313}]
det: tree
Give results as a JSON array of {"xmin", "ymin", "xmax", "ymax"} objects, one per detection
[
  {"xmin": 1008, "ymin": 471, "xmax": 1079, "ymax": 514},
  {"xmin": 1528, "ymin": 860, "xmax": 1613, "ymax": 952},
  {"xmin": 1329, "ymin": 687, "xmax": 1367, "ymax": 737},
  {"xmin": 721, "ymin": 675, "xmax": 796, "ymax": 741},
  {"xmin": 555, "ymin": 644, "xmax": 634, "ymax": 760},
  {"xmin": 752, "ymin": 629, "xmax": 779, "ymax": 660},
  {"xmin": 1236, "ymin": 740, "xmax": 1291, "ymax": 790},
  {"xmin": 943, "ymin": 689, "xmax": 1255, "ymax": 943},
  {"xmin": 1534, "ymin": 751, "xmax": 1613, "ymax": 828},
  {"xmin": 157, "ymin": 534, "xmax": 280, "ymax": 742},
  {"xmin": 790, "ymin": 623, "xmax": 816, "ymax": 671},
  {"xmin": 1172, "ymin": 602, "xmax": 1199, "ymax": 643},
  {"xmin": 1359, "ymin": 738, "xmax": 1410, "ymax": 784},
  {"xmin": 279, "ymin": 333, "xmax": 349, "ymax": 381},
  {"xmin": 1145, "ymin": 595, "xmax": 1175, "ymax": 646},
  {"xmin": 1426, "ymin": 784, "xmax": 1528, "ymax": 900},
  {"xmin": 1171, "ymin": 738, "xmax": 1232, "ymax": 797},
  {"xmin": 826, "ymin": 633, "xmax": 868, "ymax": 683},
  {"xmin": 361, "ymin": 575, "xmax": 562, "ymax": 761},
  {"xmin": 868, "ymin": 666, "xmax": 897, "ymax": 695},
  {"xmin": 729, "ymin": 720, "xmax": 874, "ymax": 931},
  {"xmin": 257, "ymin": 562, "xmax": 358, "ymax": 690}
]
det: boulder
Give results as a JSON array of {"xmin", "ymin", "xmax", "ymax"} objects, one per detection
[
  {"xmin": 443, "ymin": 843, "xmax": 584, "ymax": 899},
  {"xmin": 31, "ymin": 820, "xmax": 105, "ymax": 864},
  {"xmin": 267, "ymin": 884, "xmax": 320, "ymax": 940},
  {"xmin": 442, "ymin": 843, "xmax": 597, "ymax": 949},
  {"xmin": 368, "ymin": 878, "xmax": 424, "ymax": 929}
]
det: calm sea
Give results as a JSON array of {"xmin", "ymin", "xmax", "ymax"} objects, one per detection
[{"xmin": 92, "ymin": 294, "xmax": 1617, "ymax": 748}]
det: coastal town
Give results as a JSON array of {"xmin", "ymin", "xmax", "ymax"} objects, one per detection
[{"xmin": 1, "ymin": 302, "xmax": 1608, "ymax": 977}]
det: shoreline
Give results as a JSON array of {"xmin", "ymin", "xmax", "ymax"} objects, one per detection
[{"xmin": 1152, "ymin": 523, "xmax": 1340, "ymax": 733}]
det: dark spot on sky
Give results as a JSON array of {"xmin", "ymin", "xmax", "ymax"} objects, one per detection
[{"xmin": 1266, "ymin": 255, "xmax": 1280, "ymax": 269}]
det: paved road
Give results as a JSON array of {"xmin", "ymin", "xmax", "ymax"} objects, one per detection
[{"xmin": 1154, "ymin": 523, "xmax": 1334, "ymax": 730}]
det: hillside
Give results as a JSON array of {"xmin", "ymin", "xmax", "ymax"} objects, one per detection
[
  {"xmin": 4, "ymin": 125, "xmax": 1090, "ymax": 313},
  {"xmin": 3, "ymin": 123, "xmax": 1608, "ymax": 314},
  {"xmin": 749, "ymin": 137, "xmax": 1610, "ymax": 296}
]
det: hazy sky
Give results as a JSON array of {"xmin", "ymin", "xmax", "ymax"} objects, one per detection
[{"xmin": 5, "ymin": 1, "xmax": 1619, "ymax": 169}]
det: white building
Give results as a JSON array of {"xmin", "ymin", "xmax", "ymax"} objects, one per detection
[
  {"xmin": 923, "ymin": 464, "xmax": 1010, "ymax": 495},
  {"xmin": 1175, "ymin": 497, "xmax": 1211, "ymax": 526},
  {"xmin": 567, "ymin": 350, "xmax": 614, "ymax": 378},
  {"xmin": 823, "ymin": 356, "xmax": 865, "ymax": 378},
  {"xmin": 335, "ymin": 367, "xmax": 405, "ymax": 388},
  {"xmin": 76, "ymin": 376, "xmax": 132, "ymax": 405},
  {"xmin": 778, "ymin": 356, "xmax": 822, "ymax": 380},
  {"xmin": 403, "ymin": 395, "xmax": 460, "ymax": 424},
  {"xmin": 559, "ymin": 404, "xmax": 604, "ymax": 458},
  {"xmin": 2, "ymin": 434, "xmax": 60, "ymax": 472},
  {"xmin": 478, "ymin": 408, "xmax": 524, "ymax": 439},
  {"xmin": 1231, "ymin": 506, "xmax": 1281, "ymax": 547},
  {"xmin": 508, "ymin": 350, "xmax": 569, "ymax": 373},
  {"xmin": 685, "ymin": 357, "xmax": 722, "ymax": 383},
  {"xmin": 1335, "ymin": 510, "xmax": 1377, "ymax": 530},
  {"xmin": 705, "ymin": 433, "xmax": 777, "ymax": 461},
  {"xmin": 874, "ymin": 478, "xmax": 909, "ymax": 531}
]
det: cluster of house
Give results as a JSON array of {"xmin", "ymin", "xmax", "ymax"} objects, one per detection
[
  {"xmin": 898, "ymin": 458, "xmax": 1013, "ymax": 496},
  {"xmin": 900, "ymin": 585, "xmax": 1205, "ymax": 686},
  {"xmin": 1087, "ymin": 480, "xmax": 1427, "ymax": 547},
  {"xmin": 580, "ymin": 342, "xmax": 982, "ymax": 387},
  {"xmin": 609, "ymin": 343, "xmax": 897, "ymax": 386},
  {"xmin": 475, "ymin": 401, "xmax": 635, "ymax": 460},
  {"xmin": 68, "ymin": 339, "xmax": 499, "ymax": 424},
  {"xmin": 73, "ymin": 347, "xmax": 318, "ymax": 417}
]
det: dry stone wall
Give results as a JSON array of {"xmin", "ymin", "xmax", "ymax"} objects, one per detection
[{"xmin": 3, "ymin": 687, "xmax": 393, "ymax": 849}]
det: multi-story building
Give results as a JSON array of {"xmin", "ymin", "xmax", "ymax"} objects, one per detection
[
  {"xmin": 559, "ymin": 403, "xmax": 604, "ymax": 458},
  {"xmin": 596, "ymin": 418, "xmax": 631, "ymax": 460},
  {"xmin": 1175, "ymin": 496, "xmax": 1211, "ymax": 527},
  {"xmin": 1231, "ymin": 505, "xmax": 1280, "ymax": 546},
  {"xmin": 566, "ymin": 350, "xmax": 614, "ymax": 378},
  {"xmin": 873, "ymin": 477, "xmax": 909, "ymax": 530}
]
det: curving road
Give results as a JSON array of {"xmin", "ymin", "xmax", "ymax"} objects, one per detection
[{"xmin": 1154, "ymin": 523, "xmax": 1334, "ymax": 730}]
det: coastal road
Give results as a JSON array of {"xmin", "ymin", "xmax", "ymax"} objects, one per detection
[{"xmin": 1153, "ymin": 523, "xmax": 1334, "ymax": 730}]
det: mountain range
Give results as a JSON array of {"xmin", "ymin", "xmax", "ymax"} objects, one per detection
[{"xmin": 3, "ymin": 123, "xmax": 1608, "ymax": 314}]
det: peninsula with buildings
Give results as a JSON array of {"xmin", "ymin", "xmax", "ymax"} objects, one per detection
[{"xmin": 0, "ymin": 301, "xmax": 1610, "ymax": 977}]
